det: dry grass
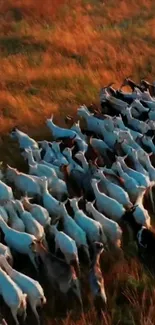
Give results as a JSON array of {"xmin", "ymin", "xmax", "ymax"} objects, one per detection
[
  {"xmin": 0, "ymin": 0, "xmax": 155, "ymax": 324},
  {"xmin": 0, "ymin": 0, "xmax": 155, "ymax": 136}
]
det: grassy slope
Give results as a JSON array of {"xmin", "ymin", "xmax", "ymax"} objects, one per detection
[
  {"xmin": 0, "ymin": 0, "xmax": 155, "ymax": 166},
  {"xmin": 0, "ymin": 1, "xmax": 155, "ymax": 324}
]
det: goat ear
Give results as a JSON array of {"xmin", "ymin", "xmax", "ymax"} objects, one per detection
[
  {"xmin": 149, "ymin": 152, "xmax": 153, "ymax": 157},
  {"xmin": 63, "ymin": 198, "xmax": 68, "ymax": 205},
  {"xmin": 70, "ymin": 145, "xmax": 75, "ymax": 151},
  {"xmin": 77, "ymin": 196, "xmax": 83, "ymax": 202},
  {"xmin": 6, "ymin": 164, "xmax": 12, "ymax": 169},
  {"xmin": 84, "ymin": 198, "xmax": 88, "ymax": 204},
  {"xmin": 94, "ymin": 157, "xmax": 99, "ymax": 166},
  {"xmin": 29, "ymin": 241, "xmax": 37, "ymax": 252},
  {"xmin": 137, "ymin": 186, "xmax": 146, "ymax": 191},
  {"xmin": 53, "ymin": 218, "xmax": 60, "ymax": 226},
  {"xmin": 56, "ymin": 141, "xmax": 62, "ymax": 146},
  {"xmin": 72, "ymin": 134, "xmax": 77, "ymax": 141}
]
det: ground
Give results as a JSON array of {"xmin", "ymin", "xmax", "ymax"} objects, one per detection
[{"xmin": 0, "ymin": 0, "xmax": 155, "ymax": 324}]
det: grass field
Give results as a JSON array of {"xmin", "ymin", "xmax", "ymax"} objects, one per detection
[{"xmin": 0, "ymin": 0, "xmax": 155, "ymax": 324}]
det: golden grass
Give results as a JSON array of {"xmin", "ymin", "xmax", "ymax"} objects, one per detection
[
  {"xmin": 0, "ymin": 0, "xmax": 155, "ymax": 324},
  {"xmin": 0, "ymin": 0, "xmax": 154, "ymax": 135}
]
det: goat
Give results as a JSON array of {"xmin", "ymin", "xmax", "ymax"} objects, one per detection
[
  {"xmin": 6, "ymin": 165, "xmax": 42, "ymax": 196},
  {"xmin": 21, "ymin": 197, "xmax": 50, "ymax": 227},
  {"xmin": 120, "ymin": 77, "xmax": 142, "ymax": 92},
  {"xmin": 13, "ymin": 200, "xmax": 45, "ymax": 240},
  {"xmin": 4, "ymin": 201, "xmax": 25, "ymax": 233},
  {"xmin": 47, "ymin": 222, "xmax": 80, "ymax": 276},
  {"xmin": 69, "ymin": 198, "xmax": 107, "ymax": 245},
  {"xmin": 89, "ymin": 242, "xmax": 107, "ymax": 313},
  {"xmin": 86, "ymin": 201, "xmax": 122, "ymax": 247},
  {"xmin": 91, "ymin": 179, "xmax": 125, "ymax": 221},
  {"xmin": 0, "ymin": 180, "xmax": 14, "ymax": 204},
  {"xmin": 0, "ymin": 216, "xmax": 40, "ymax": 271},
  {"xmin": 10, "ymin": 128, "xmax": 38, "ymax": 150},
  {"xmin": 112, "ymin": 161, "xmax": 144, "ymax": 203},
  {"xmin": 46, "ymin": 115, "xmax": 79, "ymax": 139},
  {"xmin": 0, "ymin": 207, "xmax": 8, "ymax": 223},
  {"xmin": 58, "ymin": 202, "xmax": 90, "ymax": 264},
  {"xmin": 39, "ymin": 177, "xmax": 60, "ymax": 219},
  {"xmin": 0, "ymin": 266, "xmax": 27, "ymax": 325},
  {"xmin": 115, "ymin": 156, "xmax": 150, "ymax": 187},
  {"xmin": 32, "ymin": 242, "xmax": 83, "ymax": 307},
  {"xmin": 0, "ymin": 256, "xmax": 46, "ymax": 325},
  {"xmin": 0, "ymin": 243, "xmax": 13, "ymax": 266},
  {"xmin": 94, "ymin": 169, "xmax": 132, "ymax": 208}
]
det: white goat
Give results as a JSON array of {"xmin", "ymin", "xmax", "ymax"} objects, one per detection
[
  {"xmin": 112, "ymin": 161, "xmax": 144, "ymax": 203},
  {"xmin": 10, "ymin": 128, "xmax": 38, "ymax": 150},
  {"xmin": 69, "ymin": 198, "xmax": 107, "ymax": 244},
  {"xmin": 0, "ymin": 266, "xmax": 27, "ymax": 325},
  {"xmin": 58, "ymin": 202, "xmax": 90, "ymax": 257},
  {"xmin": 63, "ymin": 147, "xmax": 84, "ymax": 173},
  {"xmin": 39, "ymin": 177, "xmax": 60, "ymax": 218},
  {"xmin": 0, "ymin": 243, "xmax": 13, "ymax": 265},
  {"xmin": 29, "ymin": 163, "xmax": 68, "ymax": 200},
  {"xmin": 41, "ymin": 160, "xmax": 64, "ymax": 180},
  {"xmin": 123, "ymin": 106, "xmax": 150, "ymax": 133},
  {"xmin": 75, "ymin": 151, "xmax": 89, "ymax": 172},
  {"xmin": 6, "ymin": 166, "xmax": 41, "ymax": 196},
  {"xmin": 0, "ymin": 180, "xmax": 14, "ymax": 203},
  {"xmin": 0, "ymin": 256, "xmax": 46, "ymax": 325},
  {"xmin": 115, "ymin": 156, "xmax": 150, "ymax": 187},
  {"xmin": 0, "ymin": 206, "xmax": 8, "ymax": 223},
  {"xmin": 132, "ymin": 191, "xmax": 151, "ymax": 227},
  {"xmin": 38, "ymin": 141, "xmax": 56, "ymax": 163},
  {"xmin": 0, "ymin": 216, "xmax": 39, "ymax": 270},
  {"xmin": 4, "ymin": 201, "xmax": 25, "ymax": 233},
  {"xmin": 85, "ymin": 201, "xmax": 122, "ymax": 247},
  {"xmin": 77, "ymin": 105, "xmax": 105, "ymax": 136},
  {"xmin": 94, "ymin": 169, "xmax": 132, "ymax": 208},
  {"xmin": 46, "ymin": 115, "xmax": 79, "ymax": 139},
  {"xmin": 21, "ymin": 197, "xmax": 50, "ymax": 227},
  {"xmin": 91, "ymin": 179, "xmax": 125, "ymax": 221},
  {"xmin": 48, "ymin": 223, "xmax": 79, "ymax": 272},
  {"xmin": 13, "ymin": 200, "xmax": 44, "ymax": 240},
  {"xmin": 125, "ymin": 146, "xmax": 149, "ymax": 177},
  {"xmin": 71, "ymin": 120, "xmax": 87, "ymax": 141}
]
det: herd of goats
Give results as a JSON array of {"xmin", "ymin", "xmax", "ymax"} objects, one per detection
[{"xmin": 0, "ymin": 77, "xmax": 155, "ymax": 324}]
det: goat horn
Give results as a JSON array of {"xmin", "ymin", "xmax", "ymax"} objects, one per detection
[{"xmin": 107, "ymin": 82, "xmax": 115, "ymax": 87}]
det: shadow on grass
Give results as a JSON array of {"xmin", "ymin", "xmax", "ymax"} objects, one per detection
[{"xmin": 0, "ymin": 36, "xmax": 47, "ymax": 56}]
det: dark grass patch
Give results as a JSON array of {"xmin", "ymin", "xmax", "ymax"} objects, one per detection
[
  {"xmin": 0, "ymin": 36, "xmax": 47, "ymax": 56},
  {"xmin": 9, "ymin": 7, "xmax": 23, "ymax": 21},
  {"xmin": 25, "ymin": 87, "xmax": 40, "ymax": 96}
]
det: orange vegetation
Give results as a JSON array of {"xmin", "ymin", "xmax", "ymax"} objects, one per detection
[{"xmin": 0, "ymin": 0, "xmax": 154, "ymax": 135}]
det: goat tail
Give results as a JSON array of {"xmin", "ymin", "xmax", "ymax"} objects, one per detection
[
  {"xmin": 149, "ymin": 184, "xmax": 155, "ymax": 213},
  {"xmin": 20, "ymin": 294, "xmax": 27, "ymax": 311},
  {"xmin": 40, "ymin": 295, "xmax": 47, "ymax": 306},
  {"xmin": 116, "ymin": 238, "xmax": 122, "ymax": 248},
  {"xmin": 70, "ymin": 258, "xmax": 80, "ymax": 278}
]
